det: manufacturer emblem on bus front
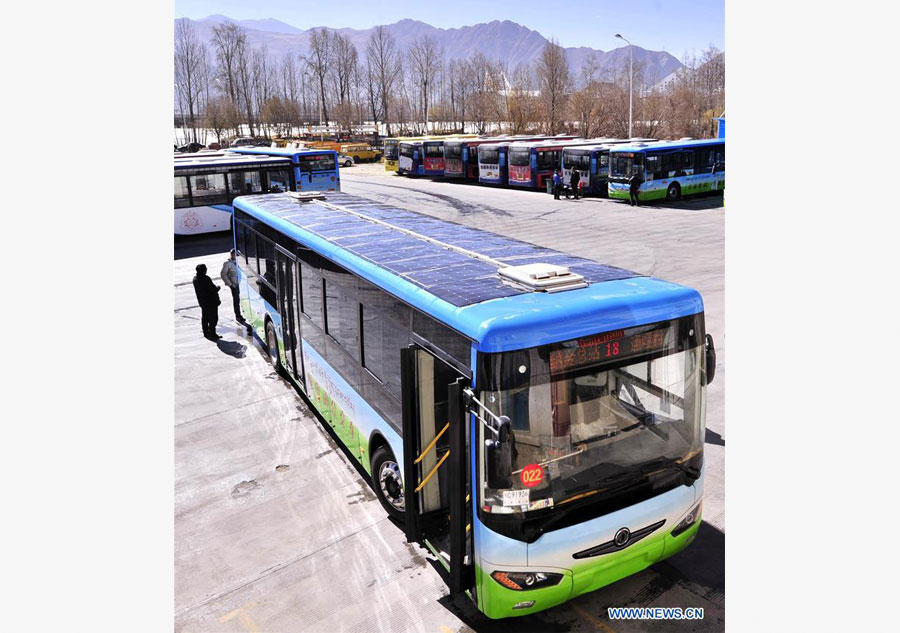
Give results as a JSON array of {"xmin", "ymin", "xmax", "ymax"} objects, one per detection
[{"xmin": 614, "ymin": 527, "xmax": 631, "ymax": 547}]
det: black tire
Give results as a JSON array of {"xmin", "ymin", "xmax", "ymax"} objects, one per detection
[
  {"xmin": 265, "ymin": 321, "xmax": 281, "ymax": 370},
  {"xmin": 371, "ymin": 446, "xmax": 405, "ymax": 520},
  {"xmin": 666, "ymin": 182, "xmax": 681, "ymax": 201},
  {"xmin": 352, "ymin": 155, "xmax": 359, "ymax": 164}
]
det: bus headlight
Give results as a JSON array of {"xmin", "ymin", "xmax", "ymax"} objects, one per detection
[
  {"xmin": 672, "ymin": 500, "xmax": 702, "ymax": 537},
  {"xmin": 490, "ymin": 570, "xmax": 563, "ymax": 591}
]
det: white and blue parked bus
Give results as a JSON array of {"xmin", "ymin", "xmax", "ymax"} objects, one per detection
[
  {"xmin": 173, "ymin": 153, "xmax": 294, "ymax": 235},
  {"xmin": 230, "ymin": 146, "xmax": 341, "ymax": 193},
  {"xmin": 560, "ymin": 139, "xmax": 656, "ymax": 197},
  {"xmin": 608, "ymin": 138, "xmax": 725, "ymax": 202},
  {"xmin": 231, "ymin": 191, "xmax": 716, "ymax": 619}
]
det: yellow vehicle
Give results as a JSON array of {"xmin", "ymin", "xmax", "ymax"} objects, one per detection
[
  {"xmin": 271, "ymin": 138, "xmax": 308, "ymax": 149},
  {"xmin": 383, "ymin": 134, "xmax": 476, "ymax": 171},
  {"xmin": 306, "ymin": 141, "xmax": 379, "ymax": 163}
]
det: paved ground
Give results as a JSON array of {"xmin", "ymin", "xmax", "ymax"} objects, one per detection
[{"xmin": 174, "ymin": 163, "xmax": 725, "ymax": 632}]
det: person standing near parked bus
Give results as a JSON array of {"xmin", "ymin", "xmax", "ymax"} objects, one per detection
[
  {"xmin": 221, "ymin": 250, "xmax": 245, "ymax": 325},
  {"xmin": 552, "ymin": 169, "xmax": 561, "ymax": 199},
  {"xmin": 193, "ymin": 263, "xmax": 221, "ymax": 340},
  {"xmin": 570, "ymin": 168, "xmax": 581, "ymax": 200},
  {"xmin": 629, "ymin": 169, "xmax": 644, "ymax": 206}
]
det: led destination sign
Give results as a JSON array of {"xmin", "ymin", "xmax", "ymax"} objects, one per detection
[{"xmin": 549, "ymin": 324, "xmax": 670, "ymax": 373}]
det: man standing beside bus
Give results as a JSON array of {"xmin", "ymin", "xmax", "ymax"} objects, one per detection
[
  {"xmin": 193, "ymin": 263, "xmax": 221, "ymax": 340},
  {"xmin": 629, "ymin": 169, "xmax": 644, "ymax": 206},
  {"xmin": 570, "ymin": 168, "xmax": 581, "ymax": 200},
  {"xmin": 552, "ymin": 169, "xmax": 561, "ymax": 199},
  {"xmin": 221, "ymin": 250, "xmax": 245, "ymax": 325}
]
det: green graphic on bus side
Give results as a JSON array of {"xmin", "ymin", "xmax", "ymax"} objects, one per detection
[{"xmin": 306, "ymin": 370, "xmax": 370, "ymax": 474}]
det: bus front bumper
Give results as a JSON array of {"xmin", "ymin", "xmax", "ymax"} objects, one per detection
[{"xmin": 476, "ymin": 517, "xmax": 701, "ymax": 619}]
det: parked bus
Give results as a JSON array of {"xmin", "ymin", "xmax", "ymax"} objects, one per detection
[
  {"xmin": 560, "ymin": 139, "xmax": 656, "ymax": 197},
  {"xmin": 231, "ymin": 146, "xmax": 340, "ymax": 193},
  {"xmin": 385, "ymin": 136, "xmax": 423, "ymax": 171},
  {"xmin": 173, "ymin": 153, "xmax": 294, "ymax": 235},
  {"xmin": 231, "ymin": 190, "xmax": 716, "ymax": 619},
  {"xmin": 507, "ymin": 140, "xmax": 603, "ymax": 190},
  {"xmin": 608, "ymin": 139, "xmax": 724, "ymax": 202},
  {"xmin": 397, "ymin": 140, "xmax": 424, "ymax": 176},
  {"xmin": 422, "ymin": 139, "xmax": 448, "ymax": 176}
]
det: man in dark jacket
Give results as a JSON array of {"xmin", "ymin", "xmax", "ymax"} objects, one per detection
[
  {"xmin": 570, "ymin": 168, "xmax": 581, "ymax": 200},
  {"xmin": 629, "ymin": 169, "xmax": 644, "ymax": 206},
  {"xmin": 192, "ymin": 263, "xmax": 221, "ymax": 339},
  {"xmin": 552, "ymin": 169, "xmax": 561, "ymax": 199}
]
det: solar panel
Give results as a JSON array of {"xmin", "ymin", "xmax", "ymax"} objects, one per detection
[{"xmin": 242, "ymin": 192, "xmax": 639, "ymax": 307}]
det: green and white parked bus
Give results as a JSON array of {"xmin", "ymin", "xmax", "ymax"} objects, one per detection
[
  {"xmin": 608, "ymin": 138, "xmax": 725, "ymax": 202},
  {"xmin": 231, "ymin": 190, "xmax": 717, "ymax": 618}
]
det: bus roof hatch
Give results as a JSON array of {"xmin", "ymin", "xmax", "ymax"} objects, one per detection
[{"xmin": 498, "ymin": 263, "xmax": 587, "ymax": 293}]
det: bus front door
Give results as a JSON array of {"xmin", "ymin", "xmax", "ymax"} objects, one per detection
[
  {"xmin": 275, "ymin": 247, "xmax": 303, "ymax": 385},
  {"xmin": 401, "ymin": 346, "xmax": 475, "ymax": 597}
]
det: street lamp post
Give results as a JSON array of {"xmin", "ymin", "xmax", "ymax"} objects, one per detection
[{"xmin": 615, "ymin": 34, "xmax": 633, "ymax": 138}]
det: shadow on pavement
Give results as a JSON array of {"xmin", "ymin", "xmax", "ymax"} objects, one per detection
[
  {"xmin": 215, "ymin": 339, "xmax": 247, "ymax": 358},
  {"xmin": 705, "ymin": 428, "xmax": 725, "ymax": 446}
]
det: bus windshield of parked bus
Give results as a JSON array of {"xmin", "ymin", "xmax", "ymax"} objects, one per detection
[
  {"xmin": 445, "ymin": 144, "xmax": 462, "ymax": 159},
  {"xmin": 384, "ymin": 140, "xmax": 399, "ymax": 160},
  {"xmin": 400, "ymin": 144, "xmax": 415, "ymax": 159},
  {"xmin": 509, "ymin": 148, "xmax": 530, "ymax": 166},
  {"xmin": 425, "ymin": 144, "xmax": 443, "ymax": 157},
  {"xmin": 477, "ymin": 316, "xmax": 704, "ymax": 525},
  {"xmin": 298, "ymin": 153, "xmax": 336, "ymax": 172},
  {"xmin": 480, "ymin": 148, "xmax": 500, "ymax": 163},
  {"xmin": 610, "ymin": 153, "xmax": 644, "ymax": 178},
  {"xmin": 564, "ymin": 152, "xmax": 591, "ymax": 170}
]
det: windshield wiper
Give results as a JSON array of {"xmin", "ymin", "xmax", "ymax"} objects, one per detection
[
  {"xmin": 640, "ymin": 456, "xmax": 701, "ymax": 482},
  {"xmin": 521, "ymin": 473, "xmax": 645, "ymax": 542}
]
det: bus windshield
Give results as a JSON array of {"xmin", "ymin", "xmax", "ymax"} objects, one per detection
[
  {"xmin": 400, "ymin": 144, "xmax": 415, "ymax": 158},
  {"xmin": 445, "ymin": 145, "xmax": 462, "ymax": 159},
  {"xmin": 425, "ymin": 144, "xmax": 443, "ymax": 157},
  {"xmin": 480, "ymin": 148, "xmax": 499, "ymax": 163},
  {"xmin": 298, "ymin": 154, "xmax": 337, "ymax": 172},
  {"xmin": 564, "ymin": 152, "xmax": 591, "ymax": 169},
  {"xmin": 477, "ymin": 315, "xmax": 704, "ymax": 522},
  {"xmin": 384, "ymin": 141, "xmax": 399, "ymax": 160},
  {"xmin": 610, "ymin": 153, "xmax": 643, "ymax": 179},
  {"xmin": 509, "ymin": 149, "xmax": 530, "ymax": 166}
]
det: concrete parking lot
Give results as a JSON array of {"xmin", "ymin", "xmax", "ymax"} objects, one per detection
[{"xmin": 174, "ymin": 163, "xmax": 725, "ymax": 632}]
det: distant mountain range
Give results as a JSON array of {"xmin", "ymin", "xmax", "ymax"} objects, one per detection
[{"xmin": 181, "ymin": 15, "xmax": 685, "ymax": 87}]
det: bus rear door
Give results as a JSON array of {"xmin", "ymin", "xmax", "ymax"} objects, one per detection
[{"xmin": 401, "ymin": 346, "xmax": 475, "ymax": 597}]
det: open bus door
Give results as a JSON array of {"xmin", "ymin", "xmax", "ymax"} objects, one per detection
[
  {"xmin": 401, "ymin": 345, "xmax": 475, "ymax": 597},
  {"xmin": 274, "ymin": 246, "xmax": 304, "ymax": 386}
]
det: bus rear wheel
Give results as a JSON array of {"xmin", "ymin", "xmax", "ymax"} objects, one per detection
[
  {"xmin": 666, "ymin": 182, "xmax": 681, "ymax": 201},
  {"xmin": 265, "ymin": 321, "xmax": 281, "ymax": 370},
  {"xmin": 372, "ymin": 446, "xmax": 405, "ymax": 520}
]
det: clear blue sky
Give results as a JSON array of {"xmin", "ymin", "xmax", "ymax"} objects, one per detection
[{"xmin": 174, "ymin": 0, "xmax": 723, "ymax": 59}]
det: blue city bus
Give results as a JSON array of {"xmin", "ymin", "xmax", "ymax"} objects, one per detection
[
  {"xmin": 608, "ymin": 138, "xmax": 725, "ymax": 202},
  {"xmin": 231, "ymin": 190, "xmax": 716, "ymax": 619},
  {"xmin": 173, "ymin": 153, "xmax": 294, "ymax": 235},
  {"xmin": 397, "ymin": 141, "xmax": 424, "ymax": 176},
  {"xmin": 230, "ymin": 146, "xmax": 340, "ymax": 193},
  {"xmin": 560, "ymin": 140, "xmax": 655, "ymax": 197}
]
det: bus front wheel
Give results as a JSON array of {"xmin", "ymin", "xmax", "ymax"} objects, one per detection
[
  {"xmin": 372, "ymin": 446, "xmax": 405, "ymax": 519},
  {"xmin": 666, "ymin": 182, "xmax": 681, "ymax": 201}
]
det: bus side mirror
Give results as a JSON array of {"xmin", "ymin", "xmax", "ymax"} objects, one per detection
[
  {"xmin": 705, "ymin": 334, "xmax": 717, "ymax": 385},
  {"xmin": 486, "ymin": 416, "xmax": 513, "ymax": 489}
]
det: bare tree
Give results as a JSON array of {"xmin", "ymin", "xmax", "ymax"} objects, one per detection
[
  {"xmin": 304, "ymin": 28, "xmax": 332, "ymax": 131},
  {"xmin": 330, "ymin": 33, "xmax": 359, "ymax": 134},
  {"xmin": 175, "ymin": 19, "xmax": 209, "ymax": 142},
  {"xmin": 205, "ymin": 95, "xmax": 239, "ymax": 145},
  {"xmin": 408, "ymin": 35, "xmax": 443, "ymax": 132},
  {"xmin": 364, "ymin": 26, "xmax": 400, "ymax": 137},
  {"xmin": 210, "ymin": 21, "xmax": 247, "ymax": 135},
  {"xmin": 506, "ymin": 65, "xmax": 538, "ymax": 134},
  {"xmin": 536, "ymin": 38, "xmax": 572, "ymax": 134}
]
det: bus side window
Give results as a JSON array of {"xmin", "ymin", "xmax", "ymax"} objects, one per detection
[
  {"xmin": 300, "ymin": 262, "xmax": 324, "ymax": 329},
  {"xmin": 645, "ymin": 154, "xmax": 660, "ymax": 180},
  {"xmin": 245, "ymin": 229, "xmax": 260, "ymax": 277},
  {"xmin": 324, "ymin": 278, "xmax": 360, "ymax": 360},
  {"xmin": 174, "ymin": 176, "xmax": 191, "ymax": 208}
]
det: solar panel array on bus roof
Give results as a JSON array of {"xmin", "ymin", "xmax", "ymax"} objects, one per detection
[{"xmin": 244, "ymin": 192, "xmax": 640, "ymax": 307}]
